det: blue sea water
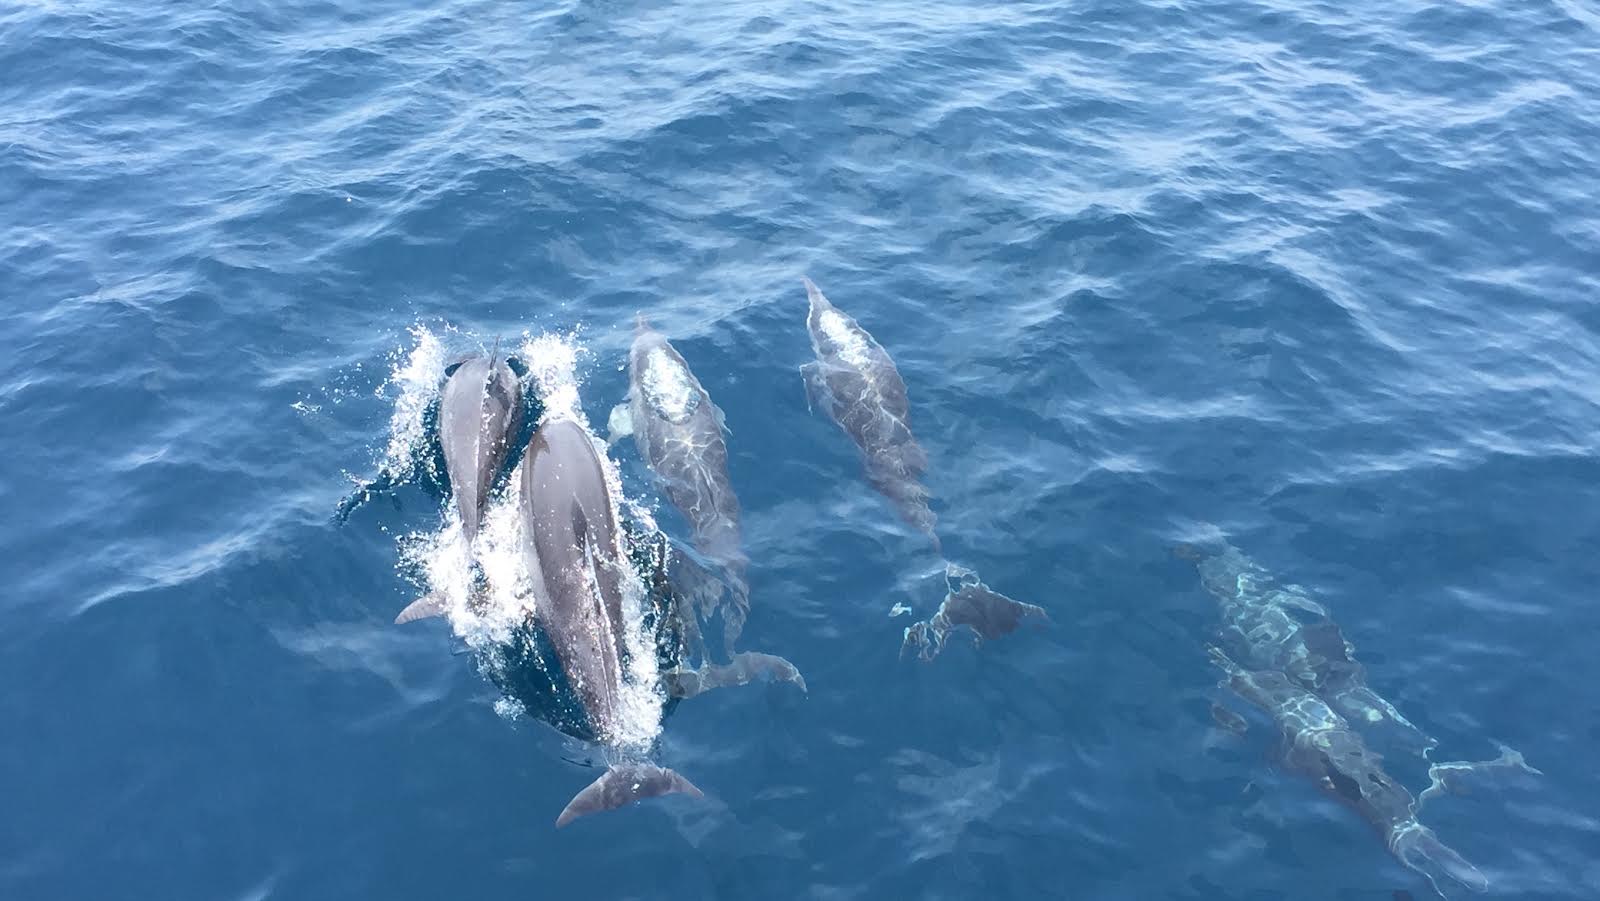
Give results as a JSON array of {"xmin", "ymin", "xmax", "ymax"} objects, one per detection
[{"xmin": 4, "ymin": 0, "xmax": 1599, "ymax": 897}]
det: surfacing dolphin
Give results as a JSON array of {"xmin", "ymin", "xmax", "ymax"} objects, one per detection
[
  {"xmin": 1178, "ymin": 541, "xmax": 1432, "ymax": 755},
  {"xmin": 609, "ymin": 316, "xmax": 749, "ymax": 652},
  {"xmin": 801, "ymin": 277, "xmax": 1046, "ymax": 659},
  {"xmin": 438, "ymin": 353, "xmax": 524, "ymax": 544},
  {"xmin": 393, "ymin": 352, "xmax": 525, "ymax": 624},
  {"xmin": 1209, "ymin": 648, "xmax": 1487, "ymax": 897},
  {"xmin": 520, "ymin": 417, "xmax": 701, "ymax": 827}
]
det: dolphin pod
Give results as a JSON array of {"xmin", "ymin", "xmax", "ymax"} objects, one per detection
[
  {"xmin": 800, "ymin": 277, "xmax": 1047, "ymax": 659},
  {"xmin": 340, "ymin": 303, "xmax": 1537, "ymax": 883}
]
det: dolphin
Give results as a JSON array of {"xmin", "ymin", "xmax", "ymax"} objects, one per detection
[
  {"xmin": 439, "ymin": 354, "xmax": 524, "ymax": 543},
  {"xmin": 801, "ymin": 277, "xmax": 939, "ymax": 550},
  {"xmin": 519, "ymin": 417, "xmax": 702, "ymax": 827},
  {"xmin": 1178, "ymin": 541, "xmax": 1433, "ymax": 755},
  {"xmin": 800, "ymin": 277, "xmax": 1044, "ymax": 660},
  {"xmin": 1209, "ymin": 649, "xmax": 1488, "ymax": 897},
  {"xmin": 608, "ymin": 317, "xmax": 750, "ymax": 654},
  {"xmin": 394, "ymin": 352, "xmax": 525, "ymax": 624}
]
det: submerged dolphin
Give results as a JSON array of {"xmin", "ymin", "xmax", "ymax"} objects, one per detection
[
  {"xmin": 1210, "ymin": 649, "xmax": 1488, "ymax": 897},
  {"xmin": 519, "ymin": 417, "xmax": 701, "ymax": 827},
  {"xmin": 394, "ymin": 353, "xmax": 525, "ymax": 624},
  {"xmin": 609, "ymin": 318, "xmax": 750, "ymax": 653},
  {"xmin": 801, "ymin": 277, "xmax": 939, "ymax": 550},
  {"xmin": 1179, "ymin": 542, "xmax": 1432, "ymax": 755},
  {"xmin": 801, "ymin": 277, "xmax": 1043, "ymax": 659}
]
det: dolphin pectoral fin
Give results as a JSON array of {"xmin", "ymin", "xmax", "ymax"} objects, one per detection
[
  {"xmin": 712, "ymin": 402, "xmax": 732, "ymax": 436},
  {"xmin": 666, "ymin": 653, "xmax": 807, "ymax": 699},
  {"xmin": 394, "ymin": 592, "xmax": 449, "ymax": 624},
  {"xmin": 606, "ymin": 403, "xmax": 634, "ymax": 445},
  {"xmin": 1210, "ymin": 701, "xmax": 1250, "ymax": 737},
  {"xmin": 554, "ymin": 765, "xmax": 704, "ymax": 828},
  {"xmin": 336, "ymin": 469, "xmax": 397, "ymax": 522},
  {"xmin": 800, "ymin": 362, "xmax": 825, "ymax": 414}
]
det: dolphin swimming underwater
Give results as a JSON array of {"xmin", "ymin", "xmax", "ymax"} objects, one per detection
[
  {"xmin": 518, "ymin": 416, "xmax": 702, "ymax": 827},
  {"xmin": 608, "ymin": 318, "xmax": 807, "ymax": 692},
  {"xmin": 393, "ymin": 352, "xmax": 525, "ymax": 624},
  {"xmin": 1209, "ymin": 648, "xmax": 1488, "ymax": 897},
  {"xmin": 800, "ymin": 277, "xmax": 1046, "ymax": 659},
  {"xmin": 609, "ymin": 317, "xmax": 750, "ymax": 653},
  {"xmin": 801, "ymin": 278, "xmax": 939, "ymax": 550},
  {"xmin": 1178, "ymin": 541, "xmax": 1432, "ymax": 755}
]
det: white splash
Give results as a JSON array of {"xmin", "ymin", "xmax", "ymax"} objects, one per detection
[
  {"xmin": 641, "ymin": 347, "xmax": 698, "ymax": 419},
  {"xmin": 493, "ymin": 696, "xmax": 526, "ymax": 721},
  {"xmin": 818, "ymin": 307, "xmax": 875, "ymax": 370},
  {"xmin": 522, "ymin": 331, "xmax": 586, "ymax": 426},
  {"xmin": 379, "ymin": 325, "xmax": 446, "ymax": 481}
]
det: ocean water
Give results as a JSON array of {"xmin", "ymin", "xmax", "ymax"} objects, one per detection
[{"xmin": 3, "ymin": 0, "xmax": 1598, "ymax": 897}]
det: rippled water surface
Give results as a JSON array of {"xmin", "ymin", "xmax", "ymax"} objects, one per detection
[{"xmin": 4, "ymin": 0, "xmax": 1599, "ymax": 897}]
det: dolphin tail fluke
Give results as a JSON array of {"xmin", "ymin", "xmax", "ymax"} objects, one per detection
[
  {"xmin": 665, "ymin": 652, "xmax": 807, "ymax": 699},
  {"xmin": 554, "ymin": 764, "xmax": 704, "ymax": 828},
  {"xmin": 1418, "ymin": 742, "xmax": 1542, "ymax": 808},
  {"xmin": 1391, "ymin": 823, "xmax": 1489, "ymax": 895},
  {"xmin": 394, "ymin": 592, "xmax": 449, "ymax": 624},
  {"xmin": 902, "ymin": 565, "xmax": 1048, "ymax": 661}
]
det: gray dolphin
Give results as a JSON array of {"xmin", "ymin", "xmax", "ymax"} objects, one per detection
[
  {"xmin": 1178, "ymin": 541, "xmax": 1432, "ymax": 755},
  {"xmin": 800, "ymin": 277, "xmax": 1044, "ymax": 660},
  {"xmin": 439, "ymin": 354, "xmax": 524, "ymax": 543},
  {"xmin": 394, "ymin": 353, "xmax": 524, "ymax": 624},
  {"xmin": 520, "ymin": 418, "xmax": 702, "ymax": 827},
  {"xmin": 1210, "ymin": 648, "xmax": 1488, "ymax": 897},
  {"xmin": 801, "ymin": 277, "xmax": 939, "ymax": 550},
  {"xmin": 609, "ymin": 317, "xmax": 750, "ymax": 653}
]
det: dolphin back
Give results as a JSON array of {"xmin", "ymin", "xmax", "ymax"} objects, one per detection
[
  {"xmin": 439, "ymin": 355, "xmax": 524, "ymax": 540},
  {"xmin": 555, "ymin": 764, "xmax": 703, "ymax": 827},
  {"xmin": 521, "ymin": 418, "xmax": 630, "ymax": 735}
]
